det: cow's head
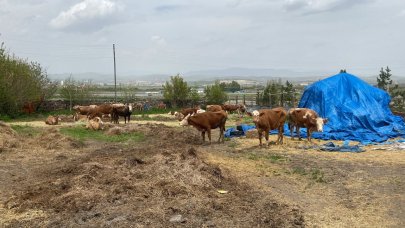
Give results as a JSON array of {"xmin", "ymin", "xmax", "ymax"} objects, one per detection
[
  {"xmin": 128, "ymin": 104, "xmax": 133, "ymax": 112},
  {"xmin": 312, "ymin": 117, "xmax": 328, "ymax": 132},
  {"xmin": 252, "ymin": 111, "xmax": 263, "ymax": 124},
  {"xmin": 174, "ymin": 111, "xmax": 184, "ymax": 121},
  {"xmin": 179, "ymin": 114, "xmax": 191, "ymax": 126}
]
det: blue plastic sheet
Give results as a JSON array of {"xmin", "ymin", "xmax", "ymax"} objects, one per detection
[{"xmin": 298, "ymin": 73, "xmax": 405, "ymax": 144}]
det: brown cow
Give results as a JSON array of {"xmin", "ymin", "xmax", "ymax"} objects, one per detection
[
  {"xmin": 73, "ymin": 105, "xmax": 97, "ymax": 115},
  {"xmin": 45, "ymin": 115, "xmax": 60, "ymax": 125},
  {"xmin": 252, "ymin": 108, "xmax": 287, "ymax": 146},
  {"xmin": 179, "ymin": 110, "xmax": 228, "ymax": 143},
  {"xmin": 222, "ymin": 104, "xmax": 246, "ymax": 116},
  {"xmin": 88, "ymin": 103, "xmax": 124, "ymax": 120},
  {"xmin": 288, "ymin": 108, "xmax": 328, "ymax": 142},
  {"xmin": 206, "ymin": 105, "xmax": 223, "ymax": 112}
]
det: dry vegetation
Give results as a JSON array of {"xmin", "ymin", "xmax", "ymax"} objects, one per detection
[{"xmin": 0, "ymin": 114, "xmax": 404, "ymax": 227}]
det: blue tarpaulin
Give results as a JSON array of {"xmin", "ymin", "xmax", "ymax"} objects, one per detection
[{"xmin": 298, "ymin": 72, "xmax": 405, "ymax": 144}]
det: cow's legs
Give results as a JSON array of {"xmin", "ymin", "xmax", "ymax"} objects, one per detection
[
  {"xmin": 289, "ymin": 124, "xmax": 295, "ymax": 140},
  {"xmin": 297, "ymin": 127, "xmax": 302, "ymax": 140},
  {"xmin": 308, "ymin": 129, "xmax": 312, "ymax": 142},
  {"xmin": 207, "ymin": 129, "xmax": 212, "ymax": 144},
  {"xmin": 264, "ymin": 129, "xmax": 270, "ymax": 146},
  {"xmin": 278, "ymin": 125, "xmax": 284, "ymax": 144},
  {"xmin": 201, "ymin": 131, "xmax": 206, "ymax": 142},
  {"xmin": 258, "ymin": 129, "xmax": 263, "ymax": 146},
  {"xmin": 218, "ymin": 125, "xmax": 225, "ymax": 143}
]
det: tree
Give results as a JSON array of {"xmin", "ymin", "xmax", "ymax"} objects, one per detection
[
  {"xmin": 162, "ymin": 74, "xmax": 190, "ymax": 107},
  {"xmin": 377, "ymin": 66, "xmax": 392, "ymax": 92},
  {"xmin": 284, "ymin": 80, "xmax": 294, "ymax": 107},
  {"xmin": 205, "ymin": 81, "xmax": 228, "ymax": 104},
  {"xmin": 0, "ymin": 43, "xmax": 55, "ymax": 117},
  {"xmin": 121, "ymin": 85, "xmax": 138, "ymax": 103},
  {"xmin": 59, "ymin": 76, "xmax": 77, "ymax": 111},
  {"xmin": 220, "ymin": 80, "xmax": 241, "ymax": 92},
  {"xmin": 59, "ymin": 76, "xmax": 95, "ymax": 110},
  {"xmin": 189, "ymin": 88, "xmax": 200, "ymax": 107}
]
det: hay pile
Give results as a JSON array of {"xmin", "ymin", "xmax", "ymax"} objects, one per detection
[{"xmin": 0, "ymin": 121, "xmax": 19, "ymax": 151}]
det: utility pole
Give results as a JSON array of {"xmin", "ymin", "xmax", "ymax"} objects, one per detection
[{"xmin": 113, "ymin": 44, "xmax": 117, "ymax": 102}]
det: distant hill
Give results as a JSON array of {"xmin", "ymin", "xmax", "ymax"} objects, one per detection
[{"xmin": 48, "ymin": 68, "xmax": 405, "ymax": 85}]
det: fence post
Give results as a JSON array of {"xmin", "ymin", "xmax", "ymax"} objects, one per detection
[
  {"xmin": 236, "ymin": 95, "xmax": 238, "ymax": 105},
  {"xmin": 243, "ymin": 94, "xmax": 246, "ymax": 105}
]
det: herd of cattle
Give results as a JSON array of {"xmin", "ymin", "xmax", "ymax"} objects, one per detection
[{"xmin": 44, "ymin": 102, "xmax": 328, "ymax": 146}]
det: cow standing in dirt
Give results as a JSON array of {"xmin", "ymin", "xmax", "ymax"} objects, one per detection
[
  {"xmin": 112, "ymin": 104, "xmax": 133, "ymax": 124},
  {"xmin": 179, "ymin": 110, "xmax": 228, "ymax": 144},
  {"xmin": 253, "ymin": 108, "xmax": 287, "ymax": 146},
  {"xmin": 288, "ymin": 108, "xmax": 328, "ymax": 142}
]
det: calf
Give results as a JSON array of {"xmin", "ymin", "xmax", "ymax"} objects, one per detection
[
  {"xmin": 86, "ymin": 117, "xmax": 104, "ymax": 130},
  {"xmin": 112, "ymin": 104, "xmax": 133, "ymax": 124},
  {"xmin": 179, "ymin": 110, "xmax": 228, "ymax": 143},
  {"xmin": 288, "ymin": 108, "xmax": 328, "ymax": 142},
  {"xmin": 252, "ymin": 108, "xmax": 287, "ymax": 146},
  {"xmin": 45, "ymin": 115, "xmax": 60, "ymax": 125}
]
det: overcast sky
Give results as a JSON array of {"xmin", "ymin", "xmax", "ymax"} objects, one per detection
[{"xmin": 1, "ymin": 0, "xmax": 404, "ymax": 76}]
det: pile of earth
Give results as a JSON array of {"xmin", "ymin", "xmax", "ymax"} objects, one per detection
[{"xmin": 4, "ymin": 123, "xmax": 304, "ymax": 227}]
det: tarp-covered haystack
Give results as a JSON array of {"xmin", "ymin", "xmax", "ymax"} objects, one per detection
[{"xmin": 299, "ymin": 72, "xmax": 405, "ymax": 143}]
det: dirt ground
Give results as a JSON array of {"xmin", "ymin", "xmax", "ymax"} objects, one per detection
[{"xmin": 0, "ymin": 115, "xmax": 404, "ymax": 227}]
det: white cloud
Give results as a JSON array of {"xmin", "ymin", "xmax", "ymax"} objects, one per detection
[
  {"xmin": 151, "ymin": 35, "xmax": 167, "ymax": 46},
  {"xmin": 50, "ymin": 0, "xmax": 122, "ymax": 29},
  {"xmin": 400, "ymin": 9, "xmax": 405, "ymax": 16},
  {"xmin": 283, "ymin": 0, "xmax": 373, "ymax": 14}
]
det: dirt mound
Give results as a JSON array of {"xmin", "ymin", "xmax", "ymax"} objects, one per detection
[
  {"xmin": 0, "ymin": 122, "xmax": 19, "ymax": 151},
  {"xmin": 5, "ymin": 128, "xmax": 304, "ymax": 227},
  {"xmin": 36, "ymin": 128, "xmax": 82, "ymax": 150}
]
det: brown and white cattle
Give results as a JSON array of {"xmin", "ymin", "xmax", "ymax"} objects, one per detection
[
  {"xmin": 222, "ymin": 104, "xmax": 246, "ymax": 116},
  {"xmin": 45, "ymin": 115, "xmax": 60, "ymax": 125},
  {"xmin": 206, "ymin": 105, "xmax": 223, "ymax": 112},
  {"xmin": 288, "ymin": 108, "xmax": 328, "ymax": 142},
  {"xmin": 88, "ymin": 103, "xmax": 124, "ymax": 121},
  {"xmin": 174, "ymin": 108, "xmax": 199, "ymax": 121},
  {"xmin": 252, "ymin": 108, "xmax": 287, "ymax": 146},
  {"xmin": 86, "ymin": 117, "xmax": 104, "ymax": 130},
  {"xmin": 73, "ymin": 105, "xmax": 97, "ymax": 116},
  {"xmin": 179, "ymin": 110, "xmax": 228, "ymax": 143}
]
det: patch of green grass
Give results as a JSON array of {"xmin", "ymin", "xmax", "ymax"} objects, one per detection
[
  {"xmin": 310, "ymin": 168, "xmax": 326, "ymax": 183},
  {"xmin": 248, "ymin": 153, "xmax": 260, "ymax": 160},
  {"xmin": 265, "ymin": 154, "xmax": 288, "ymax": 163},
  {"xmin": 10, "ymin": 124, "xmax": 41, "ymax": 137},
  {"xmin": 292, "ymin": 167, "xmax": 307, "ymax": 176},
  {"xmin": 291, "ymin": 166, "xmax": 326, "ymax": 183},
  {"xmin": 60, "ymin": 126, "xmax": 144, "ymax": 143}
]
